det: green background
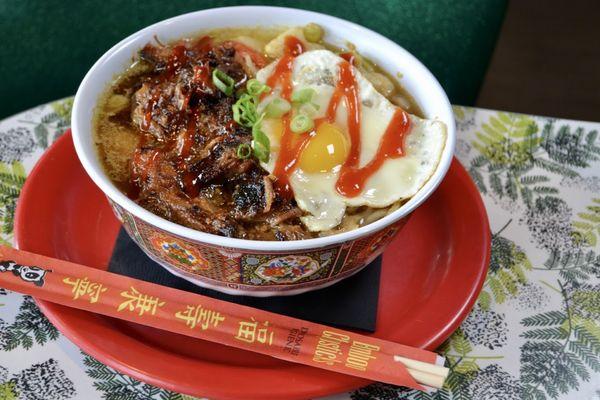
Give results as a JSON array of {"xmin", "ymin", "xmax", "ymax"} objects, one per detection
[{"xmin": 0, "ymin": 0, "xmax": 506, "ymax": 120}]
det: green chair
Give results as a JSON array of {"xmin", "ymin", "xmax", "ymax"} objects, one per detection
[{"xmin": 0, "ymin": 0, "xmax": 506, "ymax": 120}]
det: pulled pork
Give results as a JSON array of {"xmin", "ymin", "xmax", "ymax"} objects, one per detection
[{"xmin": 113, "ymin": 37, "xmax": 312, "ymax": 240}]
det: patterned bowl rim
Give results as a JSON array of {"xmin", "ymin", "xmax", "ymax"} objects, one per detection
[{"xmin": 71, "ymin": 6, "xmax": 456, "ymax": 252}]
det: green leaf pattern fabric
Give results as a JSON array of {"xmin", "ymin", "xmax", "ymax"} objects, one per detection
[{"xmin": 0, "ymin": 99, "xmax": 599, "ymax": 399}]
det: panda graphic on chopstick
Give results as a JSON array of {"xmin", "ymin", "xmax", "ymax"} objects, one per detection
[{"xmin": 0, "ymin": 260, "xmax": 51, "ymax": 286}]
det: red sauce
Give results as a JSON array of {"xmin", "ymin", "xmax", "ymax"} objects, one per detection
[
  {"xmin": 224, "ymin": 40, "xmax": 268, "ymax": 69},
  {"xmin": 339, "ymin": 52, "xmax": 356, "ymax": 65},
  {"xmin": 267, "ymin": 38, "xmax": 411, "ymax": 199},
  {"xmin": 268, "ymin": 36, "xmax": 309, "ymax": 198},
  {"xmin": 190, "ymin": 36, "xmax": 213, "ymax": 54},
  {"xmin": 336, "ymin": 109, "xmax": 410, "ymax": 196},
  {"xmin": 192, "ymin": 63, "xmax": 211, "ymax": 91},
  {"xmin": 264, "ymin": 36, "xmax": 304, "ymax": 99},
  {"xmin": 328, "ymin": 61, "xmax": 362, "ymax": 170},
  {"xmin": 142, "ymin": 89, "xmax": 161, "ymax": 130},
  {"xmin": 178, "ymin": 117, "xmax": 197, "ymax": 159},
  {"xmin": 178, "ymin": 110, "xmax": 201, "ymax": 198}
]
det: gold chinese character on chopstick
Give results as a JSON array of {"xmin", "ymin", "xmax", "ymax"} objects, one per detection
[
  {"xmin": 62, "ymin": 276, "xmax": 107, "ymax": 303},
  {"xmin": 175, "ymin": 305, "xmax": 225, "ymax": 330},
  {"xmin": 235, "ymin": 318, "xmax": 274, "ymax": 345},
  {"xmin": 117, "ymin": 286, "xmax": 165, "ymax": 316}
]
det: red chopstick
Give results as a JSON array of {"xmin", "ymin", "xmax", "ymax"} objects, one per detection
[{"xmin": 0, "ymin": 245, "xmax": 448, "ymax": 390}]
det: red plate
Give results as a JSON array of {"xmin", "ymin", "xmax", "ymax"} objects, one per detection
[{"xmin": 15, "ymin": 131, "xmax": 490, "ymax": 400}]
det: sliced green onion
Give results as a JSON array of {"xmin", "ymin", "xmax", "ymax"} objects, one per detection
[
  {"xmin": 253, "ymin": 141, "xmax": 269, "ymax": 163},
  {"xmin": 232, "ymin": 103, "xmax": 242, "ymax": 123},
  {"xmin": 254, "ymin": 111, "xmax": 265, "ymax": 128},
  {"xmin": 236, "ymin": 143, "xmax": 252, "ymax": 159},
  {"xmin": 297, "ymin": 102, "xmax": 320, "ymax": 118},
  {"xmin": 251, "ymin": 124, "xmax": 270, "ymax": 162},
  {"xmin": 290, "ymin": 114, "xmax": 314, "ymax": 134},
  {"xmin": 212, "ymin": 68, "xmax": 235, "ymax": 96},
  {"xmin": 291, "ymin": 88, "xmax": 316, "ymax": 104},
  {"xmin": 303, "ymin": 23, "xmax": 324, "ymax": 43},
  {"xmin": 247, "ymin": 79, "xmax": 270, "ymax": 96},
  {"xmin": 264, "ymin": 98, "xmax": 291, "ymax": 118},
  {"xmin": 232, "ymin": 93, "xmax": 259, "ymax": 127},
  {"xmin": 230, "ymin": 78, "xmax": 272, "ymax": 162}
]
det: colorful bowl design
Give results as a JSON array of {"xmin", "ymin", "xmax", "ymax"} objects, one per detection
[
  {"xmin": 149, "ymin": 233, "xmax": 208, "ymax": 271},
  {"xmin": 110, "ymin": 199, "xmax": 408, "ymax": 295},
  {"xmin": 253, "ymin": 255, "xmax": 322, "ymax": 283}
]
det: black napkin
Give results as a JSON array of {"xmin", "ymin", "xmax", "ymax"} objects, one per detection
[{"xmin": 108, "ymin": 228, "xmax": 381, "ymax": 331}]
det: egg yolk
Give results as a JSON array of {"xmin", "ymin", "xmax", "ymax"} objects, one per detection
[{"xmin": 298, "ymin": 122, "xmax": 349, "ymax": 173}]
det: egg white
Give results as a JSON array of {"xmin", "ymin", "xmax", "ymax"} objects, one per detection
[{"xmin": 256, "ymin": 49, "xmax": 446, "ymax": 232}]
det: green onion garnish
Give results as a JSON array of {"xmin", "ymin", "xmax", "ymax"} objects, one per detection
[
  {"xmin": 264, "ymin": 98, "xmax": 291, "ymax": 118},
  {"xmin": 247, "ymin": 79, "xmax": 270, "ymax": 96},
  {"xmin": 232, "ymin": 94, "xmax": 260, "ymax": 127},
  {"xmin": 297, "ymin": 102, "xmax": 320, "ymax": 118},
  {"xmin": 252, "ymin": 124, "xmax": 270, "ymax": 162},
  {"xmin": 303, "ymin": 23, "xmax": 324, "ymax": 43},
  {"xmin": 290, "ymin": 114, "xmax": 314, "ymax": 134},
  {"xmin": 230, "ymin": 78, "xmax": 274, "ymax": 162},
  {"xmin": 212, "ymin": 69, "xmax": 235, "ymax": 96},
  {"xmin": 291, "ymin": 88, "xmax": 316, "ymax": 104},
  {"xmin": 236, "ymin": 143, "xmax": 252, "ymax": 159}
]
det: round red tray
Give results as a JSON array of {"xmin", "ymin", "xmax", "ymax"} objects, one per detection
[{"xmin": 15, "ymin": 131, "xmax": 490, "ymax": 399}]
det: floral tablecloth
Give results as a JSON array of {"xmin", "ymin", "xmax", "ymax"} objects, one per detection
[{"xmin": 0, "ymin": 98, "xmax": 599, "ymax": 400}]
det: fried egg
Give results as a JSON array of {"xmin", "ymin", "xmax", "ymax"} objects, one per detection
[{"xmin": 256, "ymin": 49, "xmax": 447, "ymax": 232}]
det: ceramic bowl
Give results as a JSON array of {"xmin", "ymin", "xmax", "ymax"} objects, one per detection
[{"xmin": 71, "ymin": 6, "xmax": 456, "ymax": 296}]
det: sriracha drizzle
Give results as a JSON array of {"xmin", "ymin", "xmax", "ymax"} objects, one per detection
[
  {"xmin": 267, "ymin": 38, "xmax": 411, "ymax": 199},
  {"xmin": 336, "ymin": 109, "xmax": 410, "ymax": 196},
  {"xmin": 268, "ymin": 36, "xmax": 311, "ymax": 199}
]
